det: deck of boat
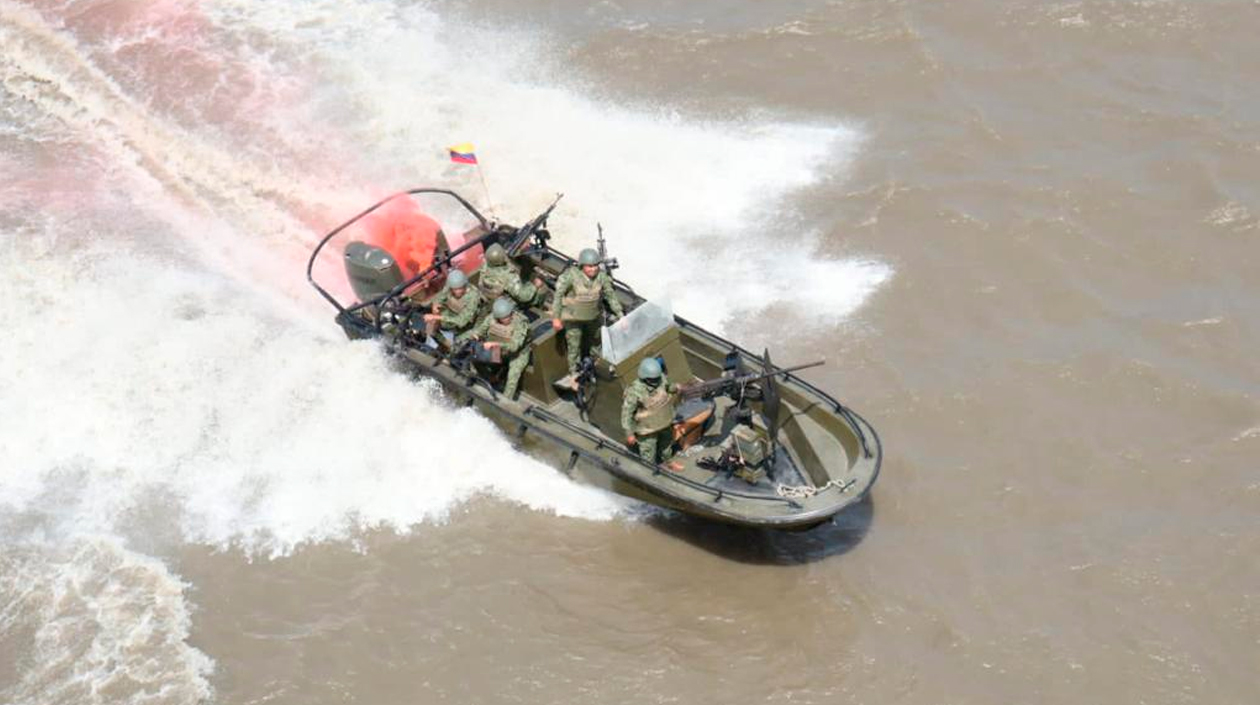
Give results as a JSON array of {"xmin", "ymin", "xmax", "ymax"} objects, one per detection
[{"xmin": 536, "ymin": 392, "xmax": 817, "ymax": 499}]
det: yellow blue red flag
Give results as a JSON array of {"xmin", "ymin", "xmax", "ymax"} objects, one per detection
[{"xmin": 448, "ymin": 143, "xmax": 477, "ymax": 164}]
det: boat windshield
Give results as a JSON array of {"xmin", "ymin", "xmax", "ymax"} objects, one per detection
[
  {"xmin": 407, "ymin": 191, "xmax": 484, "ymax": 240},
  {"xmin": 602, "ymin": 299, "xmax": 674, "ymax": 364}
]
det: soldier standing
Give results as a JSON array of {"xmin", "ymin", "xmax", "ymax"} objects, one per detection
[
  {"xmin": 621, "ymin": 358, "xmax": 682, "ymax": 470},
  {"xmin": 477, "ymin": 243, "xmax": 544, "ymax": 310},
  {"xmin": 421, "ymin": 269, "xmax": 481, "ymax": 337},
  {"xmin": 551, "ymin": 248, "xmax": 624, "ymax": 384},
  {"xmin": 458, "ymin": 296, "xmax": 532, "ymax": 399}
]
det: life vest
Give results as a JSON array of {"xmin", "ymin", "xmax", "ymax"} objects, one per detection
[
  {"xmin": 562, "ymin": 272, "xmax": 602, "ymax": 322},
  {"xmin": 634, "ymin": 383, "xmax": 675, "ymax": 435},
  {"xmin": 487, "ymin": 316, "xmax": 516, "ymax": 346},
  {"xmin": 445, "ymin": 288, "xmax": 470, "ymax": 315}
]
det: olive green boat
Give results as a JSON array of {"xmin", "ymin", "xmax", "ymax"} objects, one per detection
[{"xmin": 307, "ymin": 189, "xmax": 881, "ymax": 530}]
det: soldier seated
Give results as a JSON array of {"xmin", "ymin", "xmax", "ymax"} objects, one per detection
[
  {"xmin": 457, "ymin": 296, "xmax": 532, "ymax": 399},
  {"xmin": 477, "ymin": 243, "xmax": 545, "ymax": 311},
  {"xmin": 420, "ymin": 269, "xmax": 480, "ymax": 343}
]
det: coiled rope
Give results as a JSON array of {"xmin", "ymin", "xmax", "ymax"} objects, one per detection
[{"xmin": 775, "ymin": 478, "xmax": 856, "ymax": 499}]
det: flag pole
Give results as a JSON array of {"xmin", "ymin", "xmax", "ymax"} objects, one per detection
[
  {"xmin": 449, "ymin": 143, "xmax": 498, "ymax": 221},
  {"xmin": 475, "ymin": 162, "xmax": 498, "ymax": 221}
]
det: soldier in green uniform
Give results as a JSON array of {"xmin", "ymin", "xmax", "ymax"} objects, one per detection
[
  {"xmin": 420, "ymin": 269, "xmax": 481, "ymax": 338},
  {"xmin": 457, "ymin": 296, "xmax": 532, "ymax": 399},
  {"xmin": 477, "ymin": 243, "xmax": 543, "ymax": 311},
  {"xmin": 621, "ymin": 358, "xmax": 682, "ymax": 470},
  {"xmin": 550, "ymin": 248, "xmax": 624, "ymax": 385}
]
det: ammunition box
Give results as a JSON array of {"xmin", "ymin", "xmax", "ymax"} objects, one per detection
[{"xmin": 733, "ymin": 425, "xmax": 768, "ymax": 468}]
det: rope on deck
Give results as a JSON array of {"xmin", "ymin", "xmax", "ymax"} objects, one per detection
[{"xmin": 775, "ymin": 478, "xmax": 856, "ymax": 500}]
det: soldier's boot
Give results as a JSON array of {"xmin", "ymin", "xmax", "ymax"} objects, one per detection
[{"xmin": 654, "ymin": 428, "xmax": 683, "ymax": 472}]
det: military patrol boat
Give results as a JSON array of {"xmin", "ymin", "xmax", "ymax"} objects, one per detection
[{"xmin": 307, "ymin": 189, "xmax": 882, "ymax": 530}]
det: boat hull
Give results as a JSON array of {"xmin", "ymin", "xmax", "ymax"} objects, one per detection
[{"xmin": 357, "ymin": 321, "xmax": 881, "ymax": 531}]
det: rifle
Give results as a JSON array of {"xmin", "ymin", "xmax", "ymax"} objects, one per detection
[
  {"xmin": 596, "ymin": 223, "xmax": 619, "ymax": 273},
  {"xmin": 573, "ymin": 355, "xmax": 599, "ymax": 417},
  {"xmin": 592, "ymin": 223, "xmax": 622, "ymax": 327},
  {"xmin": 449, "ymin": 338, "xmax": 503, "ymax": 372},
  {"xmin": 505, "ymin": 193, "xmax": 563, "ymax": 258},
  {"xmin": 678, "ymin": 360, "xmax": 825, "ymax": 401}
]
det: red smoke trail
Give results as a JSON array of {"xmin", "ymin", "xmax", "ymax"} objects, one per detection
[
  {"xmin": 355, "ymin": 196, "xmax": 485, "ymax": 297},
  {"xmin": 21, "ymin": 2, "xmax": 488, "ymax": 305},
  {"xmin": 360, "ymin": 197, "xmax": 442, "ymax": 279}
]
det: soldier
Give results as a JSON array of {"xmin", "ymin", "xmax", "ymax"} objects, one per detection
[
  {"xmin": 457, "ymin": 296, "xmax": 532, "ymax": 400},
  {"xmin": 477, "ymin": 243, "xmax": 543, "ymax": 310},
  {"xmin": 621, "ymin": 357, "xmax": 683, "ymax": 471},
  {"xmin": 420, "ymin": 269, "xmax": 481, "ymax": 338},
  {"xmin": 551, "ymin": 248, "xmax": 624, "ymax": 385}
]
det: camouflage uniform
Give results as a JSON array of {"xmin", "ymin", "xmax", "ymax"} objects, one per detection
[
  {"xmin": 551, "ymin": 267, "xmax": 624, "ymax": 374},
  {"xmin": 428, "ymin": 283, "xmax": 481, "ymax": 335},
  {"xmin": 458, "ymin": 310, "xmax": 531, "ymax": 399},
  {"xmin": 621, "ymin": 376, "xmax": 679, "ymax": 465},
  {"xmin": 477, "ymin": 262, "xmax": 541, "ymax": 310}
]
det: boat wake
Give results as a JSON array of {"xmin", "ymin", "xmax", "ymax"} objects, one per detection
[
  {"xmin": 0, "ymin": 1, "xmax": 888, "ymax": 694},
  {"xmin": 1, "ymin": 0, "xmax": 888, "ymax": 550}
]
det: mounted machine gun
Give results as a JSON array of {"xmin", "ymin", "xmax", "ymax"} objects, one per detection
[{"xmin": 678, "ymin": 360, "xmax": 825, "ymax": 403}]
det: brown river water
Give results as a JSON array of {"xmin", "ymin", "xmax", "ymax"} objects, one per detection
[{"xmin": 1, "ymin": 1, "xmax": 1256, "ymax": 703}]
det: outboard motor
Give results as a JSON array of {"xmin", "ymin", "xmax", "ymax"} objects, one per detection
[{"xmin": 344, "ymin": 241, "xmax": 403, "ymax": 303}]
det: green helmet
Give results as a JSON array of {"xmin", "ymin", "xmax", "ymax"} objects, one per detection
[
  {"xmin": 577, "ymin": 248, "xmax": 601, "ymax": 267},
  {"xmin": 485, "ymin": 244, "xmax": 507, "ymax": 266},
  {"xmin": 637, "ymin": 357, "xmax": 662, "ymax": 380},
  {"xmin": 447, "ymin": 270, "xmax": 469, "ymax": 289},
  {"xmin": 492, "ymin": 296, "xmax": 515, "ymax": 319}
]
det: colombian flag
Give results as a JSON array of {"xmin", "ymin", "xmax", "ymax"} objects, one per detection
[{"xmin": 448, "ymin": 143, "xmax": 477, "ymax": 165}]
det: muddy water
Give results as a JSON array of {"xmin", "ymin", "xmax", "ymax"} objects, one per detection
[{"xmin": 1, "ymin": 1, "xmax": 1257, "ymax": 704}]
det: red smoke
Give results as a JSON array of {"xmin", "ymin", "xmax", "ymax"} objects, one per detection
[
  {"xmin": 353, "ymin": 195, "xmax": 485, "ymax": 301},
  {"xmin": 360, "ymin": 196, "xmax": 442, "ymax": 279}
]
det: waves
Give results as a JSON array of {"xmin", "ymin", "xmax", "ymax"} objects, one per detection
[
  {"xmin": 205, "ymin": 0, "xmax": 891, "ymax": 326},
  {"xmin": 0, "ymin": 230, "xmax": 631, "ymax": 554},
  {"xmin": 1, "ymin": 1, "xmax": 887, "ymax": 697},
  {"xmin": 1, "ymin": 0, "xmax": 888, "ymax": 550},
  {"xmin": 0, "ymin": 218, "xmax": 628, "ymax": 701},
  {"xmin": 0, "ymin": 539, "xmax": 213, "ymax": 705}
]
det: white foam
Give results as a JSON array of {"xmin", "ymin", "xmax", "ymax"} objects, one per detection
[
  {"xmin": 0, "ymin": 237, "xmax": 630, "ymax": 557},
  {"xmin": 6, "ymin": 0, "xmax": 889, "ymax": 327},
  {"xmin": 0, "ymin": 5, "xmax": 890, "ymax": 699},
  {"xmin": 205, "ymin": 0, "xmax": 892, "ymax": 329},
  {"xmin": 1, "ymin": 1, "xmax": 888, "ymax": 555},
  {"xmin": 0, "ymin": 538, "xmax": 214, "ymax": 705}
]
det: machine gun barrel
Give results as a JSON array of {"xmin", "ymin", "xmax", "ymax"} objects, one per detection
[
  {"xmin": 506, "ymin": 193, "xmax": 563, "ymax": 257},
  {"xmin": 678, "ymin": 360, "xmax": 825, "ymax": 400}
]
